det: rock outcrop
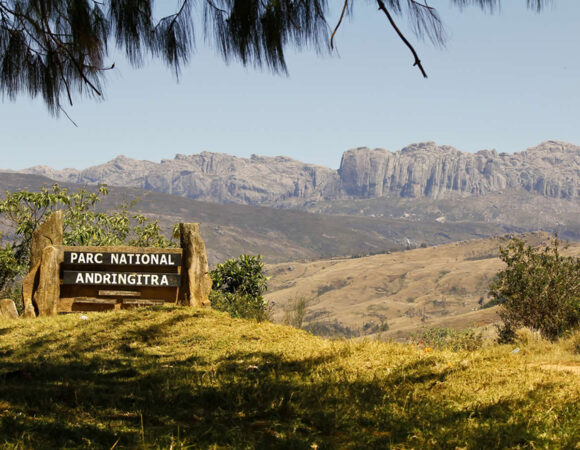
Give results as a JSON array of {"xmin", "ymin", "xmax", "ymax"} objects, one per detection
[
  {"xmin": 20, "ymin": 141, "xmax": 580, "ymax": 205},
  {"xmin": 22, "ymin": 211, "xmax": 63, "ymax": 317},
  {"xmin": 179, "ymin": 223, "xmax": 212, "ymax": 308},
  {"xmin": 24, "ymin": 153, "xmax": 340, "ymax": 206},
  {"xmin": 0, "ymin": 299, "xmax": 19, "ymax": 320}
]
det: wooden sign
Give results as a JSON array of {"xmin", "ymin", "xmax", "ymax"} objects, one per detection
[{"xmin": 61, "ymin": 250, "xmax": 181, "ymax": 291}]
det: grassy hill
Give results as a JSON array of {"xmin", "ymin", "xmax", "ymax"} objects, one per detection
[
  {"xmin": 265, "ymin": 233, "xmax": 580, "ymax": 340},
  {"xmin": 0, "ymin": 172, "xmax": 515, "ymax": 265},
  {"xmin": 1, "ymin": 306, "xmax": 579, "ymax": 448}
]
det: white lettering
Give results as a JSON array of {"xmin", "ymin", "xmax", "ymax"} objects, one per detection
[
  {"xmin": 168, "ymin": 255, "xmax": 175, "ymax": 265},
  {"xmin": 94, "ymin": 253, "xmax": 103, "ymax": 264},
  {"xmin": 151, "ymin": 274, "xmax": 159, "ymax": 285},
  {"xmin": 160, "ymin": 275, "xmax": 169, "ymax": 286},
  {"xmin": 128, "ymin": 274, "xmax": 136, "ymax": 285},
  {"xmin": 75, "ymin": 272, "xmax": 83, "ymax": 283},
  {"xmin": 103, "ymin": 273, "xmax": 111, "ymax": 284},
  {"xmin": 70, "ymin": 252, "xmax": 79, "ymax": 263},
  {"xmin": 150, "ymin": 254, "xmax": 159, "ymax": 265},
  {"xmin": 141, "ymin": 254, "xmax": 150, "ymax": 265},
  {"xmin": 111, "ymin": 253, "xmax": 119, "ymax": 264}
]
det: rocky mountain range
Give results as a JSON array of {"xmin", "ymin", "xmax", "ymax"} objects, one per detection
[{"xmin": 19, "ymin": 140, "xmax": 580, "ymax": 207}]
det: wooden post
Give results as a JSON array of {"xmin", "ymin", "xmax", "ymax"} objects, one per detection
[{"xmin": 178, "ymin": 223, "xmax": 212, "ymax": 307}]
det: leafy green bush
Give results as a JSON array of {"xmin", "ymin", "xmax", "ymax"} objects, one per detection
[
  {"xmin": 490, "ymin": 236, "xmax": 580, "ymax": 342},
  {"xmin": 0, "ymin": 241, "xmax": 23, "ymax": 292},
  {"xmin": 210, "ymin": 254, "xmax": 269, "ymax": 321}
]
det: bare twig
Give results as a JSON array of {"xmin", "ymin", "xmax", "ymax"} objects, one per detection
[
  {"xmin": 58, "ymin": 105, "xmax": 79, "ymax": 127},
  {"xmin": 376, "ymin": 0, "xmax": 428, "ymax": 78}
]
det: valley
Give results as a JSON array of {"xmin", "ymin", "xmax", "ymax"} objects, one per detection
[{"xmin": 266, "ymin": 233, "xmax": 580, "ymax": 340}]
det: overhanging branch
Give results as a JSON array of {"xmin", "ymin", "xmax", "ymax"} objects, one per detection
[{"xmin": 376, "ymin": 0, "xmax": 428, "ymax": 78}]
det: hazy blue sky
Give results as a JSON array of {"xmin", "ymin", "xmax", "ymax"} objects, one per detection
[{"xmin": 1, "ymin": 1, "xmax": 579, "ymax": 170}]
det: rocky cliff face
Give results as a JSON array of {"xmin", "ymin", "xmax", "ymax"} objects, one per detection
[
  {"xmin": 338, "ymin": 141, "xmax": 580, "ymax": 200},
  {"xmin": 21, "ymin": 141, "xmax": 580, "ymax": 205},
  {"xmin": 25, "ymin": 152, "xmax": 340, "ymax": 206}
]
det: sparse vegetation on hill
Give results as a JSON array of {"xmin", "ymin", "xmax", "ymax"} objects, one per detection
[
  {"xmin": 266, "ymin": 233, "xmax": 580, "ymax": 341},
  {"xmin": 0, "ymin": 307, "xmax": 579, "ymax": 448}
]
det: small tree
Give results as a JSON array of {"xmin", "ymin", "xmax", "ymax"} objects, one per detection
[
  {"xmin": 490, "ymin": 236, "xmax": 580, "ymax": 342},
  {"xmin": 210, "ymin": 254, "xmax": 269, "ymax": 321}
]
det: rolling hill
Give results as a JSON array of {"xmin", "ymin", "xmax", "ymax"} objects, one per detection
[{"xmin": 265, "ymin": 232, "xmax": 580, "ymax": 340}]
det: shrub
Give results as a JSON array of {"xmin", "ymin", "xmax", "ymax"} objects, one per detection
[
  {"xmin": 210, "ymin": 254, "xmax": 269, "ymax": 321},
  {"xmin": 0, "ymin": 241, "xmax": 23, "ymax": 295},
  {"xmin": 489, "ymin": 236, "xmax": 580, "ymax": 341}
]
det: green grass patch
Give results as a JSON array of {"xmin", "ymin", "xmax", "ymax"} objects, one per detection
[{"xmin": 1, "ymin": 307, "xmax": 579, "ymax": 448}]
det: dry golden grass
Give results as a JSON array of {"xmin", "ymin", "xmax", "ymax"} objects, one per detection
[
  {"xmin": 266, "ymin": 232, "xmax": 580, "ymax": 340},
  {"xmin": 0, "ymin": 306, "xmax": 579, "ymax": 448}
]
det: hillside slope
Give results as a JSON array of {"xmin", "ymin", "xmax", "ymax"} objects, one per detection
[
  {"xmin": 0, "ymin": 307, "xmax": 578, "ymax": 448},
  {"xmin": 0, "ymin": 173, "xmax": 515, "ymax": 264},
  {"xmin": 266, "ymin": 233, "xmax": 580, "ymax": 340}
]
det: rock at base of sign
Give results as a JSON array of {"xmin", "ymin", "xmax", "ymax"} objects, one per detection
[
  {"xmin": 179, "ymin": 223, "xmax": 212, "ymax": 308},
  {"xmin": 0, "ymin": 298, "xmax": 19, "ymax": 320}
]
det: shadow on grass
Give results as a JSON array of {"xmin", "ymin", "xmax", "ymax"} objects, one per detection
[{"xmin": 0, "ymin": 332, "xmax": 578, "ymax": 448}]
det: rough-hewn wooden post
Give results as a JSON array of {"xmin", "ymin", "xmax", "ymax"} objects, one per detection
[
  {"xmin": 33, "ymin": 245, "xmax": 64, "ymax": 316},
  {"xmin": 179, "ymin": 223, "xmax": 212, "ymax": 307},
  {"xmin": 22, "ymin": 211, "xmax": 63, "ymax": 317}
]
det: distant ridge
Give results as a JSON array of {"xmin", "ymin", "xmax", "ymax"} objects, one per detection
[{"xmin": 18, "ymin": 140, "xmax": 580, "ymax": 206}]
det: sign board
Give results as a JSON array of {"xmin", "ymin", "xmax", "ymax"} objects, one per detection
[
  {"xmin": 59, "ymin": 248, "xmax": 183, "ymax": 311},
  {"xmin": 62, "ymin": 251, "xmax": 181, "ymax": 288}
]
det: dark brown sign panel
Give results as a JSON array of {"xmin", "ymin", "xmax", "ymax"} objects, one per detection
[
  {"xmin": 63, "ymin": 271, "xmax": 181, "ymax": 287},
  {"xmin": 63, "ymin": 251, "xmax": 181, "ymax": 266}
]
